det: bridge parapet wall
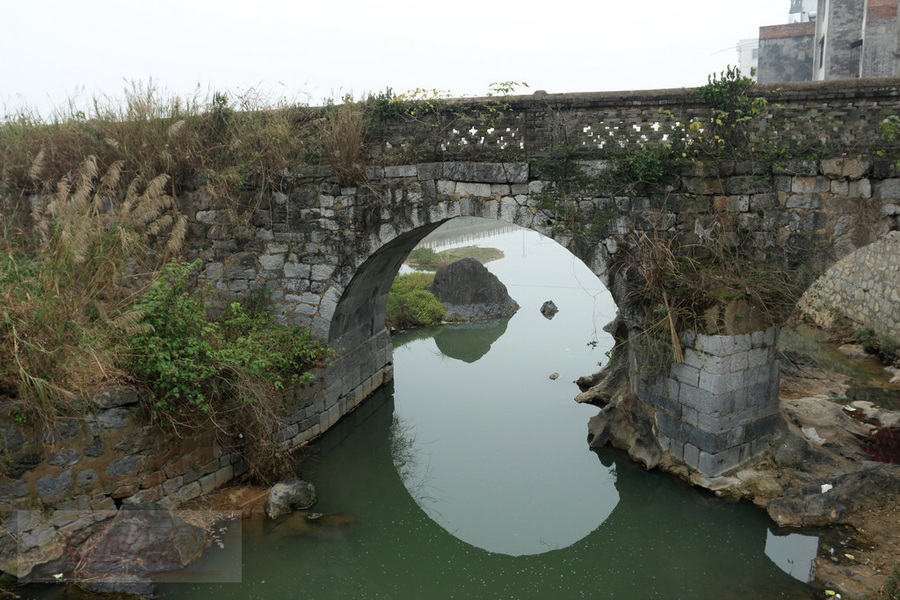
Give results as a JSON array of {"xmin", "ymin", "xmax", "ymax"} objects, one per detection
[{"xmin": 368, "ymin": 79, "xmax": 900, "ymax": 161}]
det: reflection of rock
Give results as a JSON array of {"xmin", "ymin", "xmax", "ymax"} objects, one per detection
[
  {"xmin": 434, "ymin": 318, "xmax": 511, "ymax": 363},
  {"xmin": 265, "ymin": 475, "xmax": 317, "ymax": 519},
  {"xmin": 264, "ymin": 511, "xmax": 357, "ymax": 541},
  {"xmin": 427, "ymin": 258, "xmax": 518, "ymax": 321},
  {"xmin": 540, "ymin": 300, "xmax": 558, "ymax": 318}
]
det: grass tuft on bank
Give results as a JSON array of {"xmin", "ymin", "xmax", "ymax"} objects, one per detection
[{"xmin": 385, "ymin": 273, "xmax": 446, "ymax": 330}]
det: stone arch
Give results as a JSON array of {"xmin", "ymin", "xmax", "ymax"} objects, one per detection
[{"xmin": 326, "ymin": 183, "xmax": 616, "ymax": 350}]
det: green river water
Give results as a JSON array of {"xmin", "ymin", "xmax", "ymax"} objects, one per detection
[{"xmin": 153, "ymin": 224, "xmax": 821, "ymax": 600}]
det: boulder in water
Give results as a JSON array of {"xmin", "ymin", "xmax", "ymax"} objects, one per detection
[
  {"xmin": 427, "ymin": 257, "xmax": 518, "ymax": 321},
  {"xmin": 540, "ymin": 300, "xmax": 558, "ymax": 318}
]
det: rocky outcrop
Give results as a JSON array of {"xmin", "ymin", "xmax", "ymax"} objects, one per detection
[
  {"xmin": 265, "ymin": 476, "xmax": 317, "ymax": 519},
  {"xmin": 584, "ymin": 343, "xmax": 900, "ymax": 598},
  {"xmin": 2, "ymin": 503, "xmax": 212, "ymax": 594},
  {"xmin": 427, "ymin": 258, "xmax": 518, "ymax": 321},
  {"xmin": 587, "ymin": 393, "xmax": 663, "ymax": 470}
]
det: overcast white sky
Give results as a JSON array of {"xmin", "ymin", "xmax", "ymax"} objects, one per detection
[{"xmin": 2, "ymin": 0, "xmax": 790, "ymax": 118}]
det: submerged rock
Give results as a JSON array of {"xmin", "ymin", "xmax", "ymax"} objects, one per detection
[{"xmin": 427, "ymin": 257, "xmax": 518, "ymax": 321}]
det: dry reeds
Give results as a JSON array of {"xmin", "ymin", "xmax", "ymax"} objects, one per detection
[
  {"xmin": 321, "ymin": 96, "xmax": 368, "ymax": 185},
  {"xmin": 0, "ymin": 155, "xmax": 184, "ymax": 421},
  {"xmin": 1, "ymin": 81, "xmax": 321, "ymax": 205},
  {"xmin": 624, "ymin": 213, "xmax": 800, "ymax": 367}
]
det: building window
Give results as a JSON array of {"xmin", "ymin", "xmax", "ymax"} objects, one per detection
[{"xmin": 752, "ymin": 48, "xmax": 759, "ymax": 59}]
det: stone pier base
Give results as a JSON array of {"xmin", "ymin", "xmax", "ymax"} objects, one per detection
[{"xmin": 632, "ymin": 327, "xmax": 781, "ymax": 476}]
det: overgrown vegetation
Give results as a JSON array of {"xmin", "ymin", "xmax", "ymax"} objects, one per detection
[
  {"xmin": 385, "ymin": 273, "xmax": 446, "ymax": 330},
  {"xmin": 406, "ymin": 246, "xmax": 504, "ymax": 271},
  {"xmin": 129, "ymin": 261, "xmax": 331, "ymax": 478},
  {"xmin": 623, "ymin": 222, "xmax": 801, "ymax": 366},
  {"xmin": 0, "ymin": 155, "xmax": 184, "ymax": 414},
  {"xmin": 0, "ymin": 157, "xmax": 330, "ymax": 480},
  {"xmin": 529, "ymin": 67, "xmax": 811, "ymax": 366},
  {"xmin": 0, "ymin": 83, "xmax": 326, "ymax": 214},
  {"xmin": 854, "ymin": 328, "xmax": 900, "ymax": 367}
]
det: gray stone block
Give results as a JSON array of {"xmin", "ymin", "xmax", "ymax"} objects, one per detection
[
  {"xmin": 698, "ymin": 446, "xmax": 743, "ymax": 476},
  {"xmin": 162, "ymin": 476, "xmax": 184, "ymax": 496},
  {"xmin": 36, "ymin": 469, "xmax": 72, "ymax": 500},
  {"xmin": 416, "ymin": 162, "xmax": 443, "ymax": 181},
  {"xmin": 695, "ymin": 333, "xmax": 752, "ymax": 356},
  {"xmin": 106, "ymin": 455, "xmax": 143, "ymax": 479},
  {"xmin": 683, "ymin": 444, "xmax": 701, "ymax": 469},
  {"xmin": 698, "ymin": 370, "xmax": 745, "ymax": 395},
  {"xmin": 384, "ymin": 165, "xmax": 417, "ymax": 178},
  {"xmin": 679, "ymin": 421, "xmax": 718, "ymax": 454},
  {"xmin": 670, "ymin": 362, "xmax": 700, "ymax": 387},
  {"xmin": 48, "ymin": 449, "xmax": 82, "ymax": 467}
]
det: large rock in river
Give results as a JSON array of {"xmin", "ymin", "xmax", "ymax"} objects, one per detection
[
  {"xmin": 265, "ymin": 475, "xmax": 317, "ymax": 519},
  {"xmin": 427, "ymin": 257, "xmax": 519, "ymax": 321}
]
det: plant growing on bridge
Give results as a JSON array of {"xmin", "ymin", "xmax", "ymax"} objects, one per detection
[
  {"xmin": 322, "ymin": 95, "xmax": 368, "ymax": 185},
  {"xmin": 532, "ymin": 144, "xmax": 680, "ymax": 239},
  {"xmin": 622, "ymin": 215, "xmax": 800, "ymax": 367},
  {"xmin": 689, "ymin": 66, "xmax": 767, "ymax": 158},
  {"xmin": 129, "ymin": 260, "xmax": 332, "ymax": 479},
  {"xmin": 0, "ymin": 156, "xmax": 185, "ymax": 427},
  {"xmin": 0, "ymin": 81, "xmax": 321, "ymax": 219}
]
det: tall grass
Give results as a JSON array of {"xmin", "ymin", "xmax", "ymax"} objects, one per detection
[
  {"xmin": 0, "ymin": 81, "xmax": 326, "ymax": 204},
  {"xmin": 321, "ymin": 96, "xmax": 368, "ymax": 185},
  {"xmin": 0, "ymin": 155, "xmax": 185, "ymax": 422},
  {"xmin": 1, "ymin": 88, "xmax": 341, "ymax": 477}
]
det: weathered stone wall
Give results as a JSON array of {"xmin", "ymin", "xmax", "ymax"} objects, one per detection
[
  {"xmin": 632, "ymin": 328, "xmax": 781, "ymax": 476},
  {"xmin": 4, "ymin": 79, "xmax": 900, "ymax": 499},
  {"xmin": 183, "ymin": 154, "xmax": 897, "ymax": 476},
  {"xmin": 368, "ymin": 79, "xmax": 900, "ymax": 162},
  {"xmin": 799, "ymin": 230, "xmax": 900, "ymax": 334},
  {"xmin": 0, "ymin": 389, "xmax": 244, "ymax": 516}
]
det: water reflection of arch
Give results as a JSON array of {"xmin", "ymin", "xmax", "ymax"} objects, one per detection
[{"xmin": 307, "ymin": 388, "xmax": 816, "ymax": 599}]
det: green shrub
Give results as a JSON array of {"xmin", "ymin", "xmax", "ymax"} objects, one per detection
[
  {"xmin": 854, "ymin": 328, "xmax": 900, "ymax": 365},
  {"xmin": 386, "ymin": 273, "xmax": 446, "ymax": 330},
  {"xmin": 406, "ymin": 246, "xmax": 504, "ymax": 271},
  {"xmin": 130, "ymin": 260, "xmax": 330, "ymax": 414},
  {"xmin": 129, "ymin": 260, "xmax": 332, "ymax": 479}
]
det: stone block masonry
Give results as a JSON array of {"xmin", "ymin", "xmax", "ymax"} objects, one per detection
[
  {"xmin": 0, "ymin": 389, "xmax": 249, "ymax": 517},
  {"xmin": 799, "ymin": 230, "xmax": 900, "ymax": 336},
  {"xmin": 633, "ymin": 328, "xmax": 781, "ymax": 477},
  {"xmin": 5, "ymin": 79, "xmax": 900, "ymax": 513}
]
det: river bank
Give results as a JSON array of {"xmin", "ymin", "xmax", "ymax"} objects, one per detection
[{"xmin": 581, "ymin": 323, "xmax": 900, "ymax": 598}]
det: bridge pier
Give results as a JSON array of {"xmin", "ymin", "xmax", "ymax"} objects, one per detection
[{"xmin": 630, "ymin": 327, "xmax": 781, "ymax": 476}]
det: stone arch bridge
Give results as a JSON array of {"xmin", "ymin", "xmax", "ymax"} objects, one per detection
[{"xmin": 180, "ymin": 80, "xmax": 900, "ymax": 475}]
